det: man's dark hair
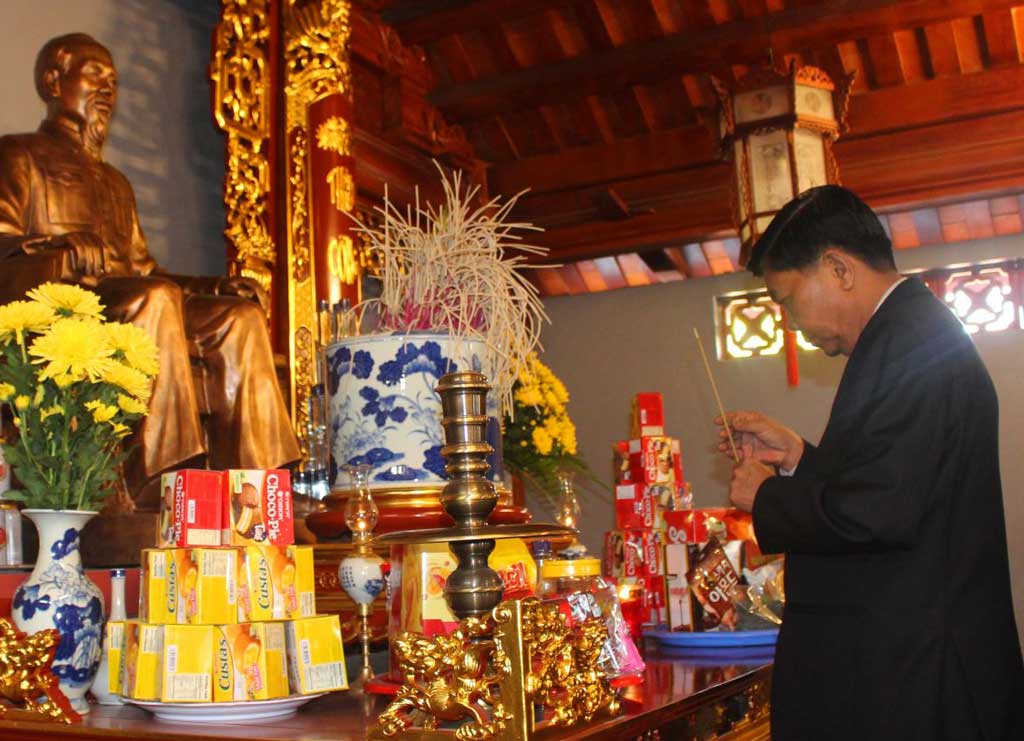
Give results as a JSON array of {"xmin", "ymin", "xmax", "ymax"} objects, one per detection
[
  {"xmin": 34, "ymin": 33, "xmax": 106, "ymax": 101},
  {"xmin": 747, "ymin": 185, "xmax": 895, "ymax": 277}
]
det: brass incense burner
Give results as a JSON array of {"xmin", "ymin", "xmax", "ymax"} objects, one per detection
[{"xmin": 368, "ymin": 371, "xmax": 621, "ymax": 740}]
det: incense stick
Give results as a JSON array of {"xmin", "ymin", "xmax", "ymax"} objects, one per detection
[{"xmin": 693, "ymin": 328, "xmax": 740, "ymax": 462}]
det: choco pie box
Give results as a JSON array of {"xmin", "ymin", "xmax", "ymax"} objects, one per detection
[
  {"xmin": 615, "ymin": 483, "xmax": 656, "ymax": 530},
  {"xmin": 627, "ymin": 436, "xmax": 683, "ymax": 486},
  {"xmin": 225, "ymin": 469, "xmax": 294, "ymax": 547},
  {"xmin": 158, "ymin": 470, "xmax": 224, "ymax": 548}
]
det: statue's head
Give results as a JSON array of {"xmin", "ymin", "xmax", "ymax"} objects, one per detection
[{"xmin": 35, "ymin": 34, "xmax": 116, "ymax": 153}]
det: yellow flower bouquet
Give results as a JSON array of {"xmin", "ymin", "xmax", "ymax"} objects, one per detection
[
  {"xmin": 0, "ymin": 283, "xmax": 158, "ymax": 511},
  {"xmin": 502, "ymin": 354, "xmax": 602, "ymax": 508}
]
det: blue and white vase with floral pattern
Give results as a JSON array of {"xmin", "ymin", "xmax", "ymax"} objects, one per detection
[
  {"xmin": 12, "ymin": 509, "xmax": 105, "ymax": 714},
  {"xmin": 326, "ymin": 333, "xmax": 505, "ymax": 491}
]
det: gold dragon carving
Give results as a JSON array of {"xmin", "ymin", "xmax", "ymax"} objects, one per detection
[
  {"xmin": 0, "ymin": 618, "xmax": 80, "ymax": 724},
  {"xmin": 374, "ymin": 598, "xmax": 620, "ymax": 741}
]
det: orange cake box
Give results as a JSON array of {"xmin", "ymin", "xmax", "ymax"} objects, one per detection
[
  {"xmin": 237, "ymin": 545, "xmax": 316, "ymax": 622},
  {"xmin": 120, "ymin": 621, "xmax": 163, "ymax": 701},
  {"xmin": 285, "ymin": 615, "xmax": 348, "ymax": 695},
  {"xmin": 225, "ymin": 469, "xmax": 294, "ymax": 546},
  {"xmin": 140, "ymin": 548, "xmax": 183, "ymax": 624},
  {"xmin": 215, "ymin": 622, "xmax": 290, "ymax": 702},
  {"xmin": 181, "ymin": 547, "xmax": 240, "ymax": 625},
  {"xmin": 162, "ymin": 625, "xmax": 214, "ymax": 702},
  {"xmin": 158, "ymin": 469, "xmax": 224, "ymax": 548}
]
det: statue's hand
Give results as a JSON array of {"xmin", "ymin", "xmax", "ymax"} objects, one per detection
[
  {"xmin": 217, "ymin": 275, "xmax": 268, "ymax": 313},
  {"xmin": 52, "ymin": 231, "xmax": 108, "ymax": 278}
]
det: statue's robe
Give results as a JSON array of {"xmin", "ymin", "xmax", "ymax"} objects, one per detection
[
  {"xmin": 0, "ymin": 120, "xmax": 299, "ymax": 505},
  {"xmin": 754, "ymin": 279, "xmax": 1023, "ymax": 740}
]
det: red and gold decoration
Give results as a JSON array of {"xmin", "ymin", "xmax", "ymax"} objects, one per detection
[{"xmin": 0, "ymin": 618, "xmax": 80, "ymax": 724}]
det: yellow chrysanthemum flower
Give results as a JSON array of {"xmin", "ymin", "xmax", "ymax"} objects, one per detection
[
  {"xmin": 29, "ymin": 318, "xmax": 113, "ymax": 382},
  {"xmin": 0, "ymin": 382, "xmax": 14, "ymax": 401},
  {"xmin": 85, "ymin": 400, "xmax": 119, "ymax": 424},
  {"xmin": 53, "ymin": 373, "xmax": 77, "ymax": 389},
  {"xmin": 531, "ymin": 426, "xmax": 553, "ymax": 456},
  {"xmin": 40, "ymin": 404, "xmax": 64, "ymax": 421},
  {"xmin": 26, "ymin": 282, "xmax": 105, "ymax": 319},
  {"xmin": 515, "ymin": 386, "xmax": 543, "ymax": 407},
  {"xmin": 0, "ymin": 300, "xmax": 57, "ymax": 345},
  {"xmin": 102, "ymin": 362, "xmax": 152, "ymax": 402},
  {"xmin": 111, "ymin": 422, "xmax": 132, "ymax": 438},
  {"xmin": 104, "ymin": 323, "xmax": 159, "ymax": 377},
  {"xmin": 117, "ymin": 394, "xmax": 148, "ymax": 415},
  {"xmin": 14, "ymin": 395, "xmax": 30, "ymax": 411},
  {"xmin": 32, "ymin": 384, "xmax": 44, "ymax": 406}
]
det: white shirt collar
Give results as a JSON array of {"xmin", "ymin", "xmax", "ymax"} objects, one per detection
[{"xmin": 872, "ymin": 277, "xmax": 907, "ymax": 317}]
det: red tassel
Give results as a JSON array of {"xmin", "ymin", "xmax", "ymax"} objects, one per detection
[{"xmin": 781, "ymin": 308, "xmax": 799, "ymax": 387}]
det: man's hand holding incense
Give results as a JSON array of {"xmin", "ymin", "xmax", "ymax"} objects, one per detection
[{"xmin": 715, "ymin": 411, "xmax": 804, "ymax": 471}]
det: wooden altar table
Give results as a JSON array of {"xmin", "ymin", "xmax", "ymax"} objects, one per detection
[{"xmin": 0, "ymin": 649, "xmax": 772, "ymax": 741}]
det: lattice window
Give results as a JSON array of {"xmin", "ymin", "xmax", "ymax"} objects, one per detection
[
  {"xmin": 940, "ymin": 265, "xmax": 1018, "ymax": 335},
  {"xmin": 718, "ymin": 292, "xmax": 815, "ymax": 359},
  {"xmin": 718, "ymin": 259, "xmax": 1024, "ymax": 361}
]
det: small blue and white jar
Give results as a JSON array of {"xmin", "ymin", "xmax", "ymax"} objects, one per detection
[
  {"xmin": 12, "ymin": 509, "xmax": 105, "ymax": 714},
  {"xmin": 339, "ymin": 552, "xmax": 386, "ymax": 606}
]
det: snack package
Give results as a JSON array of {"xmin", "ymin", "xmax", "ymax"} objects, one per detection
[
  {"xmin": 627, "ymin": 436, "xmax": 682, "ymax": 485},
  {"xmin": 665, "ymin": 544, "xmax": 694, "ymax": 632},
  {"xmin": 183, "ymin": 547, "xmax": 239, "ymax": 625},
  {"xmin": 285, "ymin": 615, "xmax": 348, "ymax": 694},
  {"xmin": 121, "ymin": 621, "xmax": 163, "ymax": 700},
  {"xmin": 140, "ymin": 548, "xmax": 180, "ymax": 624},
  {"xmin": 215, "ymin": 622, "xmax": 290, "ymax": 701},
  {"xmin": 630, "ymin": 392, "xmax": 665, "ymax": 437},
  {"xmin": 104, "ymin": 621, "xmax": 126, "ymax": 694},
  {"xmin": 162, "ymin": 625, "xmax": 214, "ymax": 702},
  {"xmin": 687, "ymin": 538, "xmax": 742, "ymax": 630},
  {"xmin": 158, "ymin": 469, "xmax": 223, "ymax": 548},
  {"xmin": 225, "ymin": 469, "xmax": 294, "ymax": 546},
  {"xmin": 238, "ymin": 545, "xmax": 316, "ymax": 622},
  {"xmin": 641, "ymin": 529, "xmax": 664, "ymax": 577},
  {"xmin": 615, "ymin": 484, "xmax": 656, "ymax": 529},
  {"xmin": 622, "ymin": 530, "xmax": 644, "ymax": 578}
]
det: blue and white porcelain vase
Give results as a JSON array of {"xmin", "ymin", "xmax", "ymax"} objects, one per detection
[
  {"xmin": 326, "ymin": 333, "xmax": 505, "ymax": 491},
  {"xmin": 12, "ymin": 509, "xmax": 105, "ymax": 714}
]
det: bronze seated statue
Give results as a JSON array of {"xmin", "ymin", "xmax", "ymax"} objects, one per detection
[{"xmin": 0, "ymin": 33, "xmax": 300, "ymax": 529}]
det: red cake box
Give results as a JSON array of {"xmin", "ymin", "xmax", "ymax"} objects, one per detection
[
  {"xmin": 615, "ymin": 483, "xmax": 656, "ymax": 529},
  {"xmin": 661, "ymin": 508, "xmax": 753, "ymax": 545},
  {"xmin": 640, "ymin": 530, "xmax": 665, "ymax": 577},
  {"xmin": 630, "ymin": 392, "xmax": 665, "ymax": 437},
  {"xmin": 627, "ymin": 436, "xmax": 683, "ymax": 486},
  {"xmin": 624, "ymin": 575, "xmax": 667, "ymax": 625},
  {"xmin": 158, "ymin": 470, "xmax": 223, "ymax": 548},
  {"xmin": 622, "ymin": 530, "xmax": 645, "ymax": 579},
  {"xmin": 602, "ymin": 531, "xmax": 625, "ymax": 577},
  {"xmin": 225, "ymin": 470, "xmax": 294, "ymax": 546}
]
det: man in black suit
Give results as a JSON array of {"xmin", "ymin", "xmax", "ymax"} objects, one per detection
[{"xmin": 720, "ymin": 185, "xmax": 1023, "ymax": 740}]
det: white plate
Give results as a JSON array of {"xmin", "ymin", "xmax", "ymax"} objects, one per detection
[{"xmin": 125, "ymin": 693, "xmax": 326, "ymax": 723}]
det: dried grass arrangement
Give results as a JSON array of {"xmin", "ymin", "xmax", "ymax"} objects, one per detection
[{"xmin": 352, "ymin": 166, "xmax": 549, "ymax": 415}]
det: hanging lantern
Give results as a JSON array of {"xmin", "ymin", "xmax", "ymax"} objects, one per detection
[{"xmin": 714, "ymin": 63, "xmax": 853, "ymax": 267}]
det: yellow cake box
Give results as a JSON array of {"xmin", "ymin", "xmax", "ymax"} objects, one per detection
[
  {"xmin": 104, "ymin": 621, "xmax": 126, "ymax": 695},
  {"xmin": 140, "ymin": 548, "xmax": 182, "ymax": 624},
  {"xmin": 285, "ymin": 615, "xmax": 347, "ymax": 695},
  {"xmin": 120, "ymin": 621, "xmax": 163, "ymax": 701},
  {"xmin": 162, "ymin": 625, "xmax": 214, "ymax": 702},
  {"xmin": 183, "ymin": 547, "xmax": 239, "ymax": 625},
  {"xmin": 238, "ymin": 545, "xmax": 316, "ymax": 622},
  {"xmin": 214, "ymin": 622, "xmax": 290, "ymax": 702}
]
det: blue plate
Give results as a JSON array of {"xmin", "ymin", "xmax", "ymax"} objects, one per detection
[{"xmin": 643, "ymin": 628, "xmax": 779, "ymax": 648}]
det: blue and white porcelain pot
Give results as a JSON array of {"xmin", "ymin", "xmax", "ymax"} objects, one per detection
[
  {"xmin": 326, "ymin": 333, "xmax": 505, "ymax": 494},
  {"xmin": 12, "ymin": 509, "xmax": 105, "ymax": 714}
]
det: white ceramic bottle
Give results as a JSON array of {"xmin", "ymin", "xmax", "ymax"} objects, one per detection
[{"xmin": 90, "ymin": 568, "xmax": 127, "ymax": 705}]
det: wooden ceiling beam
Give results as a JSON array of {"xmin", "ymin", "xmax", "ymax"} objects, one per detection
[
  {"xmin": 522, "ymin": 105, "xmax": 1024, "ymax": 263},
  {"xmin": 381, "ymin": 0, "xmax": 554, "ymax": 46},
  {"xmin": 494, "ymin": 62, "xmax": 1024, "ymax": 199},
  {"xmin": 429, "ymin": 0, "xmax": 1021, "ymax": 121}
]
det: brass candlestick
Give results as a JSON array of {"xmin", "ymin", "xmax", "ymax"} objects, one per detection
[{"xmin": 368, "ymin": 371, "xmax": 621, "ymax": 740}]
